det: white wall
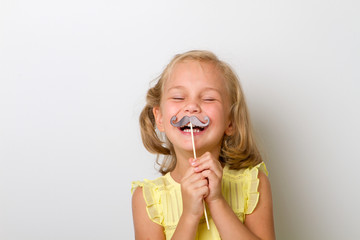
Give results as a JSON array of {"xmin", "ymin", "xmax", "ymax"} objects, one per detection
[{"xmin": 0, "ymin": 0, "xmax": 359, "ymax": 239}]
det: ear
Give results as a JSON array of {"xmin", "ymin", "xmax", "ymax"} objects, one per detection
[
  {"xmin": 153, "ymin": 106, "xmax": 165, "ymax": 132},
  {"xmin": 225, "ymin": 121, "xmax": 234, "ymax": 136}
]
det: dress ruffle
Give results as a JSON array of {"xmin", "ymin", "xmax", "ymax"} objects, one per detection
[
  {"xmin": 131, "ymin": 180, "xmax": 163, "ymax": 225},
  {"xmin": 244, "ymin": 162, "xmax": 268, "ymax": 214},
  {"xmin": 131, "ymin": 162, "xmax": 268, "ymax": 239}
]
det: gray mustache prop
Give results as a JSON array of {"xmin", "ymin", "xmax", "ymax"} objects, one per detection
[{"xmin": 170, "ymin": 115, "xmax": 210, "ymax": 127}]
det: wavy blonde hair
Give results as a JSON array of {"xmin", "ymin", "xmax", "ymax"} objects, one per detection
[{"xmin": 139, "ymin": 50, "xmax": 262, "ymax": 175}]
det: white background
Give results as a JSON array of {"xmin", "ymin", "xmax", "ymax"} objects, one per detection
[{"xmin": 0, "ymin": 0, "xmax": 359, "ymax": 239}]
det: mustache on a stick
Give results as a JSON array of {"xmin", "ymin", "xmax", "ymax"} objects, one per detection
[
  {"xmin": 171, "ymin": 114, "xmax": 211, "ymax": 230},
  {"xmin": 170, "ymin": 115, "xmax": 210, "ymax": 127}
]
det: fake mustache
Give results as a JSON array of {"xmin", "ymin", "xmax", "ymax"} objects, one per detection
[{"xmin": 170, "ymin": 115, "xmax": 210, "ymax": 127}]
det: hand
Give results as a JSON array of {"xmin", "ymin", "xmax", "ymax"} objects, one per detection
[
  {"xmin": 180, "ymin": 166, "xmax": 209, "ymax": 220},
  {"xmin": 190, "ymin": 152, "xmax": 223, "ymax": 204}
]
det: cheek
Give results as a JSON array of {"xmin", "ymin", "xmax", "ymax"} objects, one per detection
[
  {"xmin": 205, "ymin": 105, "xmax": 225, "ymax": 118},
  {"xmin": 161, "ymin": 102, "xmax": 180, "ymax": 121},
  {"xmin": 205, "ymin": 105, "xmax": 230, "ymax": 127}
]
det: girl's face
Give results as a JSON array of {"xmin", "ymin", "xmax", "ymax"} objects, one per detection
[{"xmin": 153, "ymin": 60, "xmax": 233, "ymax": 158}]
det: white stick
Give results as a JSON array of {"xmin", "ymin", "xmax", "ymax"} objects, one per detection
[
  {"xmin": 190, "ymin": 123, "xmax": 197, "ymax": 159},
  {"xmin": 190, "ymin": 123, "xmax": 210, "ymax": 230}
]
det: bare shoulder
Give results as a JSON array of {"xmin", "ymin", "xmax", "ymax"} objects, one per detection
[
  {"xmin": 258, "ymin": 171, "xmax": 271, "ymax": 194},
  {"xmin": 244, "ymin": 170, "xmax": 276, "ymax": 240},
  {"xmin": 132, "ymin": 187, "xmax": 146, "ymax": 210},
  {"xmin": 132, "ymin": 187, "xmax": 165, "ymax": 240}
]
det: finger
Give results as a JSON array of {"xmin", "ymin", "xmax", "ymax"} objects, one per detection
[
  {"xmin": 189, "ymin": 179, "xmax": 208, "ymax": 190},
  {"xmin": 186, "ymin": 185, "xmax": 209, "ymax": 204},
  {"xmin": 186, "ymin": 172, "xmax": 207, "ymax": 185},
  {"xmin": 182, "ymin": 166, "xmax": 197, "ymax": 181},
  {"xmin": 182, "ymin": 178, "xmax": 209, "ymax": 201},
  {"xmin": 182, "ymin": 171, "xmax": 206, "ymax": 190},
  {"xmin": 191, "ymin": 155, "xmax": 211, "ymax": 169},
  {"xmin": 201, "ymin": 169, "xmax": 219, "ymax": 185},
  {"xmin": 193, "ymin": 158, "xmax": 222, "ymax": 178},
  {"xmin": 198, "ymin": 185, "xmax": 210, "ymax": 199},
  {"xmin": 193, "ymin": 152, "xmax": 211, "ymax": 165},
  {"xmin": 194, "ymin": 152, "xmax": 219, "ymax": 166}
]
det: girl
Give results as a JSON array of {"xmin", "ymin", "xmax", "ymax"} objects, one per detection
[{"xmin": 131, "ymin": 50, "xmax": 275, "ymax": 239}]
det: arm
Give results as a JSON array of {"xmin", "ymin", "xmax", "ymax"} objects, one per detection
[
  {"xmin": 193, "ymin": 153, "xmax": 275, "ymax": 240},
  {"xmin": 170, "ymin": 212, "xmax": 199, "ymax": 240},
  {"xmin": 208, "ymin": 171, "xmax": 275, "ymax": 240},
  {"xmin": 132, "ymin": 167, "xmax": 208, "ymax": 240},
  {"xmin": 171, "ymin": 166, "xmax": 209, "ymax": 239},
  {"xmin": 132, "ymin": 187, "xmax": 165, "ymax": 240},
  {"xmin": 244, "ymin": 171, "xmax": 275, "ymax": 239}
]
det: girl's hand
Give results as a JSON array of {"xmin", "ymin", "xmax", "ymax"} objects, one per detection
[
  {"xmin": 190, "ymin": 152, "xmax": 223, "ymax": 204},
  {"xmin": 180, "ymin": 166, "xmax": 209, "ymax": 220}
]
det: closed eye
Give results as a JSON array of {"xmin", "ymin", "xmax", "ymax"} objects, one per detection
[{"xmin": 172, "ymin": 97, "xmax": 184, "ymax": 101}]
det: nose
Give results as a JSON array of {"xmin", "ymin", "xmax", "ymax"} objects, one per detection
[{"xmin": 184, "ymin": 101, "xmax": 201, "ymax": 114}]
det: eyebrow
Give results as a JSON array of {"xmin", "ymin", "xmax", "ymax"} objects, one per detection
[
  {"xmin": 167, "ymin": 86, "xmax": 222, "ymax": 94},
  {"xmin": 167, "ymin": 86, "xmax": 185, "ymax": 92}
]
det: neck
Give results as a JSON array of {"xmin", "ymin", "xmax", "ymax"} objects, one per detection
[{"xmin": 170, "ymin": 150, "xmax": 193, "ymax": 183}]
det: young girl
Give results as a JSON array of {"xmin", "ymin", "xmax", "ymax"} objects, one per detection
[{"xmin": 131, "ymin": 50, "xmax": 275, "ymax": 239}]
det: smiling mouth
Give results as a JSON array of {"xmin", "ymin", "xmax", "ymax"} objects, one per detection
[{"xmin": 179, "ymin": 123, "xmax": 206, "ymax": 133}]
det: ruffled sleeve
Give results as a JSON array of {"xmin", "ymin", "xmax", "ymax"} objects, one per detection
[
  {"xmin": 131, "ymin": 180, "xmax": 163, "ymax": 225},
  {"xmin": 244, "ymin": 162, "xmax": 268, "ymax": 214}
]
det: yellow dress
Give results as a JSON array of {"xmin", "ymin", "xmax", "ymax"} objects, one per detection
[{"xmin": 131, "ymin": 162, "xmax": 268, "ymax": 239}]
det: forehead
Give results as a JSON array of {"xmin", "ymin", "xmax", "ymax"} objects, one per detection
[{"xmin": 164, "ymin": 60, "xmax": 226, "ymax": 90}]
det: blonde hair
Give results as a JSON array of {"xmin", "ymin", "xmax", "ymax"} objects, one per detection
[{"xmin": 139, "ymin": 50, "xmax": 262, "ymax": 175}]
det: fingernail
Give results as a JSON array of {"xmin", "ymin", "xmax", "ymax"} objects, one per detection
[{"xmin": 191, "ymin": 161, "xmax": 196, "ymax": 166}]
